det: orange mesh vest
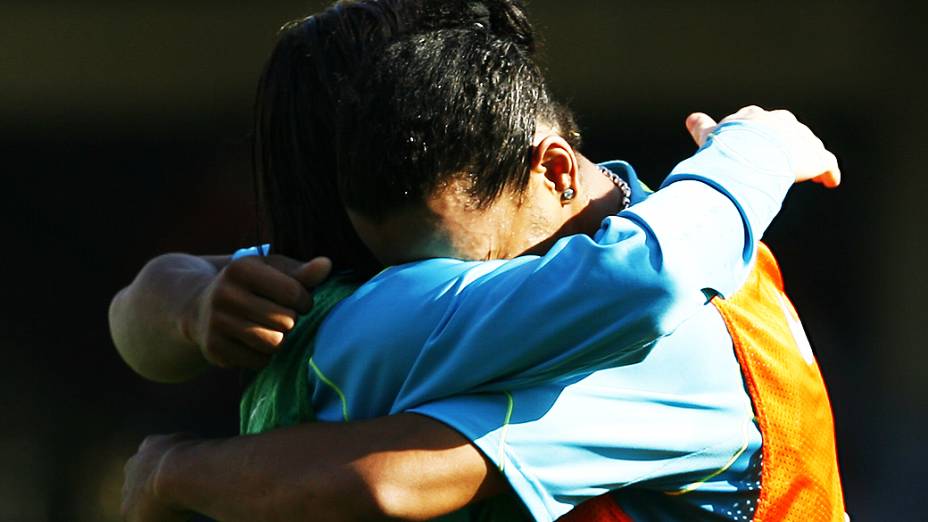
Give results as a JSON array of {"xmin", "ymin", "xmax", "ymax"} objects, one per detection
[{"xmin": 560, "ymin": 243, "xmax": 845, "ymax": 521}]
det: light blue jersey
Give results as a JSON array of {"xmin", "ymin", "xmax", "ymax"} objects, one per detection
[{"xmin": 296, "ymin": 122, "xmax": 795, "ymax": 520}]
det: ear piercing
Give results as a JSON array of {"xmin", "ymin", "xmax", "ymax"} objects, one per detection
[{"xmin": 561, "ymin": 188, "xmax": 576, "ymax": 202}]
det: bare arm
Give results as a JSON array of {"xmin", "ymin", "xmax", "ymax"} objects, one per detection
[
  {"xmin": 123, "ymin": 414, "xmax": 505, "ymax": 521},
  {"xmin": 109, "ymin": 252, "xmax": 331, "ymax": 383},
  {"xmin": 109, "ymin": 254, "xmax": 226, "ymax": 382}
]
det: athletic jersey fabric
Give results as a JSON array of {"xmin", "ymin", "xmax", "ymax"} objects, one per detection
[
  {"xmin": 559, "ymin": 244, "xmax": 845, "ymax": 521},
  {"xmin": 239, "ymin": 275, "xmax": 359, "ymax": 434},
  {"xmin": 302, "ymin": 121, "xmax": 801, "ymax": 520}
]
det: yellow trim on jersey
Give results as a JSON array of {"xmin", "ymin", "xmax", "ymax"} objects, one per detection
[
  {"xmin": 309, "ymin": 357, "xmax": 350, "ymax": 422},
  {"xmin": 665, "ymin": 418, "xmax": 753, "ymax": 496},
  {"xmin": 496, "ymin": 391, "xmax": 514, "ymax": 472}
]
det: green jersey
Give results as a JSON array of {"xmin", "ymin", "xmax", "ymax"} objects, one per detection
[
  {"xmin": 236, "ymin": 275, "xmax": 528, "ymax": 521},
  {"xmin": 240, "ymin": 276, "xmax": 359, "ymax": 434}
]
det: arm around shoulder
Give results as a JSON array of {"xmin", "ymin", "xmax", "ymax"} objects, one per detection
[
  {"xmin": 111, "ymin": 249, "xmax": 328, "ymax": 382},
  {"xmin": 136, "ymin": 414, "xmax": 503, "ymax": 521}
]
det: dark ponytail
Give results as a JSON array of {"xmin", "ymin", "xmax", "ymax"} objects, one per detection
[{"xmin": 254, "ymin": 1, "xmax": 416, "ymax": 277}]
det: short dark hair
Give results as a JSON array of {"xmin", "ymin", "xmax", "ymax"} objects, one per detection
[
  {"xmin": 254, "ymin": 0, "xmax": 550, "ymax": 274},
  {"xmin": 337, "ymin": 14, "xmax": 580, "ymax": 220}
]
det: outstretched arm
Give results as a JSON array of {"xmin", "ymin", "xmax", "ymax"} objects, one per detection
[
  {"xmin": 109, "ymin": 252, "xmax": 332, "ymax": 382},
  {"xmin": 313, "ymin": 107, "xmax": 842, "ymax": 415},
  {"xmin": 122, "ymin": 414, "xmax": 504, "ymax": 522}
]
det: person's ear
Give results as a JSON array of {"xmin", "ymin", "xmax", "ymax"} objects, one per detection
[{"xmin": 531, "ymin": 134, "xmax": 578, "ymax": 202}]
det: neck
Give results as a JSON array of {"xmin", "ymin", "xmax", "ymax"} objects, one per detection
[
  {"xmin": 515, "ymin": 155, "xmax": 622, "ymax": 257},
  {"xmin": 573, "ymin": 155, "xmax": 624, "ymax": 235}
]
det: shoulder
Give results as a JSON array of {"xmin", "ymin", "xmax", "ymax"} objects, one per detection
[
  {"xmin": 286, "ymin": 275, "xmax": 363, "ymax": 346},
  {"xmin": 314, "ymin": 275, "xmax": 363, "ymax": 307},
  {"xmin": 317, "ymin": 259, "xmax": 499, "ymax": 343}
]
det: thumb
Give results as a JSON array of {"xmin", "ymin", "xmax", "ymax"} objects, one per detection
[
  {"xmin": 686, "ymin": 112, "xmax": 718, "ymax": 148},
  {"xmin": 292, "ymin": 257, "xmax": 333, "ymax": 290},
  {"xmin": 814, "ymin": 150, "xmax": 841, "ymax": 188}
]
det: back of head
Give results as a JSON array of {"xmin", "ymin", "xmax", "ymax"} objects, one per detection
[
  {"xmin": 255, "ymin": 0, "xmax": 539, "ymax": 275},
  {"xmin": 255, "ymin": 0, "xmax": 412, "ymax": 277},
  {"xmin": 336, "ymin": 2, "xmax": 579, "ymax": 222}
]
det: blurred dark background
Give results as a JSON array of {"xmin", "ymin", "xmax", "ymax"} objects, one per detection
[{"xmin": 1, "ymin": 1, "xmax": 925, "ymax": 520}]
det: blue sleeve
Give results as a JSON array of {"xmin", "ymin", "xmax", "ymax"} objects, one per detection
[
  {"xmin": 407, "ymin": 305, "xmax": 762, "ymax": 521},
  {"xmin": 661, "ymin": 120, "xmax": 795, "ymax": 263},
  {"xmin": 310, "ymin": 121, "xmax": 795, "ymax": 420},
  {"xmin": 231, "ymin": 244, "xmax": 270, "ymax": 260}
]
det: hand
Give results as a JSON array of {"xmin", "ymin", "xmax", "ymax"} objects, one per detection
[
  {"xmin": 685, "ymin": 105, "xmax": 841, "ymax": 188},
  {"xmin": 187, "ymin": 255, "xmax": 333, "ymax": 369},
  {"xmin": 122, "ymin": 434, "xmax": 194, "ymax": 522}
]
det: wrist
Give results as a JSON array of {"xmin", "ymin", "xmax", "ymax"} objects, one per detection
[
  {"xmin": 152, "ymin": 435, "xmax": 282, "ymax": 522},
  {"xmin": 153, "ymin": 437, "xmax": 217, "ymax": 514},
  {"xmin": 176, "ymin": 278, "xmax": 210, "ymax": 353},
  {"xmin": 702, "ymin": 122, "xmax": 793, "ymax": 176},
  {"xmin": 152, "ymin": 438, "xmax": 193, "ymax": 509}
]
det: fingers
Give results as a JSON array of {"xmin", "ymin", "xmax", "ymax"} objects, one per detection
[
  {"xmin": 224, "ymin": 258, "xmax": 313, "ymax": 313},
  {"xmin": 293, "ymin": 256, "xmax": 333, "ymax": 290},
  {"xmin": 212, "ymin": 311, "xmax": 287, "ymax": 354},
  {"xmin": 195, "ymin": 253, "xmax": 334, "ymax": 372},
  {"xmin": 686, "ymin": 112, "xmax": 718, "ymax": 147},
  {"xmin": 720, "ymin": 104, "xmax": 766, "ymax": 124},
  {"xmin": 203, "ymin": 336, "xmax": 272, "ymax": 369},
  {"xmin": 814, "ymin": 150, "xmax": 841, "ymax": 188},
  {"xmin": 194, "ymin": 254, "xmax": 324, "ymax": 371},
  {"xmin": 221, "ymin": 284, "xmax": 298, "ymax": 332},
  {"xmin": 699, "ymin": 105, "xmax": 842, "ymax": 189}
]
